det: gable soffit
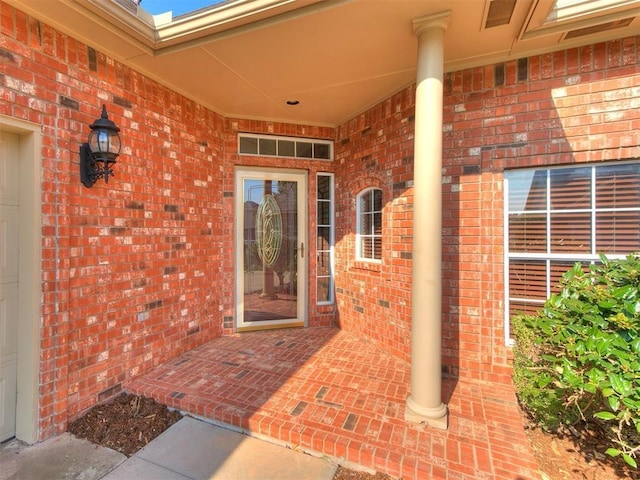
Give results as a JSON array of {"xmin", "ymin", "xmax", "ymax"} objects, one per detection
[{"xmin": 5, "ymin": 0, "xmax": 640, "ymax": 126}]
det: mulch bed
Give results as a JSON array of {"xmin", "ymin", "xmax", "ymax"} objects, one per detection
[
  {"xmin": 333, "ymin": 468, "xmax": 395, "ymax": 479},
  {"xmin": 68, "ymin": 393, "xmax": 182, "ymax": 457}
]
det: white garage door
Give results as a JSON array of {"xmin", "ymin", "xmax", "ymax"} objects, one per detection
[{"xmin": 0, "ymin": 131, "xmax": 19, "ymax": 442}]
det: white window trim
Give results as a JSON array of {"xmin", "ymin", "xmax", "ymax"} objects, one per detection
[
  {"xmin": 238, "ymin": 133, "xmax": 333, "ymax": 161},
  {"xmin": 316, "ymin": 173, "xmax": 335, "ymax": 305},
  {"xmin": 503, "ymin": 161, "xmax": 639, "ymax": 346},
  {"xmin": 355, "ymin": 187, "xmax": 383, "ymax": 264}
]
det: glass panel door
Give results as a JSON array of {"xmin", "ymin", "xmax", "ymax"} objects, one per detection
[{"xmin": 235, "ymin": 167, "xmax": 307, "ymax": 331}]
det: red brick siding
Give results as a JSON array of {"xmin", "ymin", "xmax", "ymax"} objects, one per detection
[
  {"xmin": 334, "ymin": 89, "xmax": 417, "ymax": 362},
  {"xmin": 443, "ymin": 37, "xmax": 640, "ymax": 383},
  {"xmin": 0, "ymin": 4, "xmax": 336, "ymax": 439},
  {"xmin": 1, "ymin": 4, "xmax": 231, "ymax": 438},
  {"xmin": 2, "ymin": 0, "xmax": 639, "ymax": 440},
  {"xmin": 335, "ymin": 36, "xmax": 640, "ymax": 382}
]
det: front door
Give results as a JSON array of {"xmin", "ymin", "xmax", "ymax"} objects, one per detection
[
  {"xmin": 0, "ymin": 131, "xmax": 19, "ymax": 441},
  {"xmin": 235, "ymin": 167, "xmax": 307, "ymax": 331}
]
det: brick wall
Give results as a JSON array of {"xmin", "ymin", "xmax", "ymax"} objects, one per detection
[
  {"xmin": 334, "ymin": 88, "xmax": 417, "ymax": 362},
  {"xmin": 334, "ymin": 36, "xmax": 640, "ymax": 383},
  {"xmin": 1, "ymin": 3, "xmax": 230, "ymax": 438},
  {"xmin": 0, "ymin": 3, "xmax": 335, "ymax": 439},
  {"xmin": 2, "ymin": 0, "xmax": 639, "ymax": 440}
]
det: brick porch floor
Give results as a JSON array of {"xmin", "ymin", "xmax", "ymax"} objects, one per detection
[{"xmin": 125, "ymin": 327, "xmax": 540, "ymax": 479}]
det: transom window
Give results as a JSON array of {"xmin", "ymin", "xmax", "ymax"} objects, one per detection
[
  {"xmin": 504, "ymin": 161, "xmax": 640, "ymax": 343},
  {"xmin": 356, "ymin": 188, "xmax": 383, "ymax": 262},
  {"xmin": 239, "ymin": 134, "xmax": 333, "ymax": 161}
]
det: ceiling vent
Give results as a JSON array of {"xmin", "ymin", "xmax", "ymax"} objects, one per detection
[
  {"xmin": 564, "ymin": 16, "xmax": 634, "ymax": 39},
  {"xmin": 485, "ymin": 0, "xmax": 517, "ymax": 28}
]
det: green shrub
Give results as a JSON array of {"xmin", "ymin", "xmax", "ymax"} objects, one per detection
[{"xmin": 512, "ymin": 254, "xmax": 640, "ymax": 468}]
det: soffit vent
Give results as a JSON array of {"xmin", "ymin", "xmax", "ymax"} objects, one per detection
[
  {"xmin": 564, "ymin": 16, "xmax": 634, "ymax": 38},
  {"xmin": 485, "ymin": 0, "xmax": 517, "ymax": 28}
]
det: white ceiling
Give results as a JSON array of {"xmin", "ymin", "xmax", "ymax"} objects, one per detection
[{"xmin": 7, "ymin": 0, "xmax": 640, "ymax": 126}]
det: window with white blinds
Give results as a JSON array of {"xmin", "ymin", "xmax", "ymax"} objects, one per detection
[
  {"xmin": 504, "ymin": 161, "xmax": 640, "ymax": 343},
  {"xmin": 356, "ymin": 188, "xmax": 383, "ymax": 262}
]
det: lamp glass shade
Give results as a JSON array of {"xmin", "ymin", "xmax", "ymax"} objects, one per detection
[{"xmin": 88, "ymin": 128, "xmax": 121, "ymax": 157}]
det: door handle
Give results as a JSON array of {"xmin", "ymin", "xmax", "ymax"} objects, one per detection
[{"xmin": 296, "ymin": 242, "xmax": 304, "ymax": 258}]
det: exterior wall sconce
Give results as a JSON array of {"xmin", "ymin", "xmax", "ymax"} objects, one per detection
[{"xmin": 80, "ymin": 105, "xmax": 121, "ymax": 187}]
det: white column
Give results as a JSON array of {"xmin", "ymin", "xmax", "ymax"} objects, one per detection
[{"xmin": 404, "ymin": 11, "xmax": 451, "ymax": 430}]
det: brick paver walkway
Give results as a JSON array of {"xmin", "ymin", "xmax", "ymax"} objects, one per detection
[{"xmin": 126, "ymin": 327, "xmax": 540, "ymax": 479}]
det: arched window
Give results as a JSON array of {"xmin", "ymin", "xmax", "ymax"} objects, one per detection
[{"xmin": 356, "ymin": 188, "xmax": 382, "ymax": 262}]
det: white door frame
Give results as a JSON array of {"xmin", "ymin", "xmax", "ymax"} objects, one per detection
[
  {"xmin": 1, "ymin": 115, "xmax": 41, "ymax": 444},
  {"xmin": 234, "ymin": 166, "xmax": 308, "ymax": 332}
]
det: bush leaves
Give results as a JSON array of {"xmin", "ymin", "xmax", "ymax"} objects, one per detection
[{"xmin": 512, "ymin": 254, "xmax": 640, "ymax": 469}]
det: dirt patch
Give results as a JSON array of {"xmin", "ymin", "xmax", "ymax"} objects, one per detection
[
  {"xmin": 68, "ymin": 393, "xmax": 637, "ymax": 480},
  {"xmin": 68, "ymin": 393, "xmax": 182, "ymax": 457},
  {"xmin": 524, "ymin": 417, "xmax": 638, "ymax": 480}
]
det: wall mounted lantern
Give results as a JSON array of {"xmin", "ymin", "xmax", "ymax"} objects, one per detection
[{"xmin": 80, "ymin": 105, "xmax": 121, "ymax": 187}]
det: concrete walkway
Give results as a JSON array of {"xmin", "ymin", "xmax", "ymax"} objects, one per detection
[{"xmin": 0, "ymin": 416, "xmax": 337, "ymax": 480}]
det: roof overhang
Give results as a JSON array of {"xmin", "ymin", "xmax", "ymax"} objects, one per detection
[{"xmin": 5, "ymin": 0, "xmax": 640, "ymax": 126}]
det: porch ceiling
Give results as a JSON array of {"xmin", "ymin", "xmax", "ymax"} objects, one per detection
[{"xmin": 7, "ymin": 0, "xmax": 640, "ymax": 126}]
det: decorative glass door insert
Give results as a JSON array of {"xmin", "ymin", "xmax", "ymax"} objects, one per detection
[{"xmin": 235, "ymin": 167, "xmax": 307, "ymax": 331}]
